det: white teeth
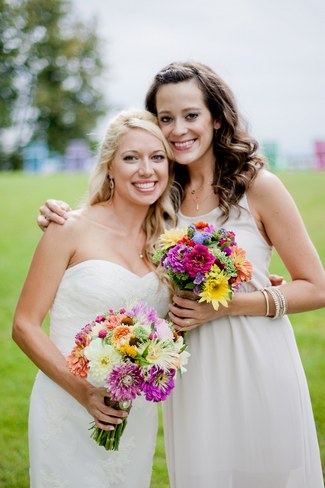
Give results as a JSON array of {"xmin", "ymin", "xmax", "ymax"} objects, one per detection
[
  {"xmin": 134, "ymin": 182, "xmax": 155, "ymax": 189},
  {"xmin": 173, "ymin": 140, "xmax": 195, "ymax": 149}
]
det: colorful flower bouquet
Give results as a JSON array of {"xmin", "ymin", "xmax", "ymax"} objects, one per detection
[
  {"xmin": 67, "ymin": 302, "xmax": 189, "ymax": 450},
  {"xmin": 153, "ymin": 222, "xmax": 253, "ymax": 310}
]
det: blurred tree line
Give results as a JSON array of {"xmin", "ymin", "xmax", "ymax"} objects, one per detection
[{"xmin": 0, "ymin": 0, "xmax": 108, "ymax": 169}]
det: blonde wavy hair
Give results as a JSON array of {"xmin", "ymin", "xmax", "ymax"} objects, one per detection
[
  {"xmin": 87, "ymin": 108, "xmax": 178, "ymax": 268},
  {"xmin": 145, "ymin": 62, "xmax": 266, "ymax": 223}
]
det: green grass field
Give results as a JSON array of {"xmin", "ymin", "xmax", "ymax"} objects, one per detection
[{"xmin": 0, "ymin": 171, "xmax": 324, "ymax": 487}]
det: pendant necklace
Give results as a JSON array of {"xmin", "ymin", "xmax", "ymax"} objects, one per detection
[{"xmin": 190, "ymin": 186, "xmax": 214, "ymax": 213}]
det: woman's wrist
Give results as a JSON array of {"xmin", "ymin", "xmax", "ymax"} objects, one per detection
[{"xmin": 228, "ymin": 290, "xmax": 270, "ymax": 317}]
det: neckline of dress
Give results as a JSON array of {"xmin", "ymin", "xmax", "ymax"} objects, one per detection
[
  {"xmin": 178, "ymin": 206, "xmax": 221, "ymax": 220},
  {"xmin": 66, "ymin": 259, "xmax": 155, "ymax": 279}
]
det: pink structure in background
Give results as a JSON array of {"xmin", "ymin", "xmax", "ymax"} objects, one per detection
[{"xmin": 314, "ymin": 141, "xmax": 325, "ymax": 169}]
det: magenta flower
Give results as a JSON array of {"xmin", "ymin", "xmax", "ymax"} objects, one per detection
[
  {"xmin": 98, "ymin": 329, "xmax": 107, "ymax": 338},
  {"xmin": 142, "ymin": 366, "xmax": 175, "ymax": 402},
  {"xmin": 165, "ymin": 244, "xmax": 190, "ymax": 273},
  {"xmin": 106, "ymin": 363, "xmax": 143, "ymax": 401},
  {"xmin": 95, "ymin": 315, "xmax": 106, "ymax": 323},
  {"xmin": 183, "ymin": 244, "xmax": 215, "ymax": 278}
]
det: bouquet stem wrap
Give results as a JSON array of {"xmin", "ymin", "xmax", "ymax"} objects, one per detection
[
  {"xmin": 90, "ymin": 398, "xmax": 132, "ymax": 451},
  {"xmin": 176, "ymin": 289, "xmax": 198, "ymax": 301}
]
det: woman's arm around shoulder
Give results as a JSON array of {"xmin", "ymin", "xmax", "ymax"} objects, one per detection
[{"xmin": 37, "ymin": 199, "xmax": 72, "ymax": 230}]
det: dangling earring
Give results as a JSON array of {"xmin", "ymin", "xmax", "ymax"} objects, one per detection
[{"xmin": 107, "ymin": 174, "xmax": 115, "ymax": 190}]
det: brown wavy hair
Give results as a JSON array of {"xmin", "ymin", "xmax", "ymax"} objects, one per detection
[{"xmin": 145, "ymin": 62, "xmax": 265, "ymax": 222}]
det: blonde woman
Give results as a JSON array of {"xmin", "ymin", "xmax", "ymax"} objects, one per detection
[{"xmin": 13, "ymin": 109, "xmax": 176, "ymax": 488}]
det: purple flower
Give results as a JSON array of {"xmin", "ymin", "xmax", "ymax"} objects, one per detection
[
  {"xmin": 75, "ymin": 322, "xmax": 93, "ymax": 342},
  {"xmin": 193, "ymin": 284, "xmax": 201, "ymax": 294},
  {"xmin": 192, "ymin": 231, "xmax": 212, "ymax": 245},
  {"xmin": 223, "ymin": 247, "xmax": 232, "ymax": 256},
  {"xmin": 183, "ymin": 244, "xmax": 215, "ymax": 278},
  {"xmin": 193, "ymin": 271, "xmax": 206, "ymax": 285},
  {"xmin": 142, "ymin": 366, "xmax": 176, "ymax": 402},
  {"xmin": 127, "ymin": 302, "xmax": 158, "ymax": 325},
  {"xmin": 106, "ymin": 363, "xmax": 143, "ymax": 402},
  {"xmin": 165, "ymin": 244, "xmax": 190, "ymax": 273}
]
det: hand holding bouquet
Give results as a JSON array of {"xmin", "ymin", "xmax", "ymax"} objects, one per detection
[
  {"xmin": 154, "ymin": 221, "xmax": 253, "ymax": 310},
  {"xmin": 67, "ymin": 302, "xmax": 189, "ymax": 450}
]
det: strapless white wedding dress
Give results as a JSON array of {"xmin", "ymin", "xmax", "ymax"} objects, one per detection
[{"xmin": 28, "ymin": 260, "xmax": 170, "ymax": 488}]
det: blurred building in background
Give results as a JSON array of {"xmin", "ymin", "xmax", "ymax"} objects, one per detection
[
  {"xmin": 314, "ymin": 141, "xmax": 325, "ymax": 170},
  {"xmin": 22, "ymin": 137, "xmax": 325, "ymax": 174},
  {"xmin": 260, "ymin": 140, "xmax": 325, "ymax": 171},
  {"xmin": 23, "ymin": 139, "xmax": 94, "ymax": 173}
]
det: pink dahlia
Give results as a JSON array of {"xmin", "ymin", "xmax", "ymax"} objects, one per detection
[
  {"xmin": 183, "ymin": 244, "xmax": 215, "ymax": 278},
  {"xmin": 106, "ymin": 363, "xmax": 143, "ymax": 402}
]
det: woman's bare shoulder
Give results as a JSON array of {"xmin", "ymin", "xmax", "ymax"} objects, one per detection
[
  {"xmin": 249, "ymin": 168, "xmax": 284, "ymax": 195},
  {"xmin": 45, "ymin": 208, "xmax": 87, "ymax": 239}
]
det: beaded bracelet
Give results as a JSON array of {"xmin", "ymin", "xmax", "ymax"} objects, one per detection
[
  {"xmin": 264, "ymin": 286, "xmax": 288, "ymax": 319},
  {"xmin": 275, "ymin": 286, "xmax": 287, "ymax": 318}
]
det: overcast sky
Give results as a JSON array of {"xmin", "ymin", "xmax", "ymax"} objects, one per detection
[{"xmin": 74, "ymin": 0, "xmax": 325, "ymax": 155}]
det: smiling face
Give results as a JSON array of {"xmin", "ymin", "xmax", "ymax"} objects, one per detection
[
  {"xmin": 108, "ymin": 127, "xmax": 169, "ymax": 208},
  {"xmin": 155, "ymin": 79, "xmax": 220, "ymax": 169}
]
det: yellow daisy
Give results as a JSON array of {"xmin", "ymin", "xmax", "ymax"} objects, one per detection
[
  {"xmin": 199, "ymin": 265, "xmax": 231, "ymax": 310},
  {"xmin": 159, "ymin": 227, "xmax": 188, "ymax": 250}
]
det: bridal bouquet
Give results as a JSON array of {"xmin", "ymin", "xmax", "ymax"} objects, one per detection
[
  {"xmin": 153, "ymin": 222, "xmax": 253, "ymax": 310},
  {"xmin": 67, "ymin": 302, "xmax": 189, "ymax": 450}
]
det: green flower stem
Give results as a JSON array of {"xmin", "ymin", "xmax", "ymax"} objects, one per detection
[{"xmin": 89, "ymin": 400, "xmax": 131, "ymax": 451}]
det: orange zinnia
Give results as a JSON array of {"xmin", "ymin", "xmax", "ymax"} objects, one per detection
[
  {"xmin": 195, "ymin": 221, "xmax": 209, "ymax": 230},
  {"xmin": 111, "ymin": 325, "xmax": 132, "ymax": 348},
  {"xmin": 67, "ymin": 346, "xmax": 89, "ymax": 377},
  {"xmin": 231, "ymin": 247, "xmax": 253, "ymax": 282}
]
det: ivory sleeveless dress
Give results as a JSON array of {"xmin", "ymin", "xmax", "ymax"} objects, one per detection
[
  {"xmin": 28, "ymin": 261, "xmax": 170, "ymax": 488},
  {"xmin": 163, "ymin": 195, "xmax": 324, "ymax": 488}
]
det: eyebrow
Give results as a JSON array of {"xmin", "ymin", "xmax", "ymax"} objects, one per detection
[
  {"xmin": 120, "ymin": 149, "xmax": 165, "ymax": 156},
  {"xmin": 158, "ymin": 107, "xmax": 202, "ymax": 114}
]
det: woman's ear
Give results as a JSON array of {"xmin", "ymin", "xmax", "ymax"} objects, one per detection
[{"xmin": 214, "ymin": 120, "xmax": 221, "ymax": 131}]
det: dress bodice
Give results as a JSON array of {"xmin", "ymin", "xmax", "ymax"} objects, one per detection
[{"xmin": 50, "ymin": 260, "xmax": 170, "ymax": 356}]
